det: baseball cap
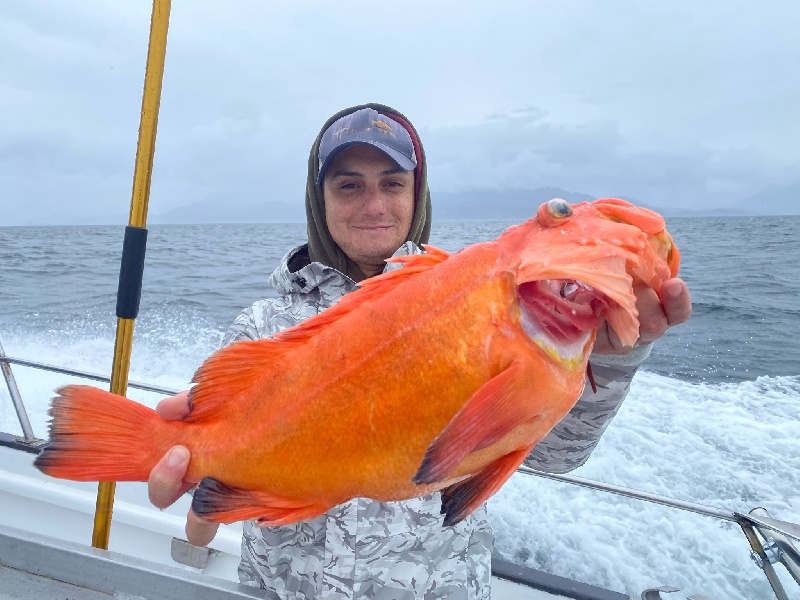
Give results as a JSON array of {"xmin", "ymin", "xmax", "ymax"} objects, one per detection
[{"xmin": 317, "ymin": 108, "xmax": 417, "ymax": 184}]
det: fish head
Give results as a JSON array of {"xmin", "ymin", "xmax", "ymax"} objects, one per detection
[{"xmin": 510, "ymin": 197, "xmax": 680, "ymax": 362}]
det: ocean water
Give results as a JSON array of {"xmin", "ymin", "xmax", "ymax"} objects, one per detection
[{"xmin": 1, "ymin": 216, "xmax": 799, "ymax": 599}]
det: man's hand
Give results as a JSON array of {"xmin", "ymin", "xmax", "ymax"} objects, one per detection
[
  {"xmin": 593, "ymin": 278, "xmax": 692, "ymax": 355},
  {"xmin": 148, "ymin": 391, "xmax": 220, "ymax": 547}
]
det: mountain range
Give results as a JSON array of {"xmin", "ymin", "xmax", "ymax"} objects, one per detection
[{"xmin": 150, "ymin": 183, "xmax": 799, "ymax": 224}]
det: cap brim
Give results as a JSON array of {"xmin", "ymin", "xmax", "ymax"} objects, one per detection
[
  {"xmin": 317, "ymin": 141, "xmax": 416, "ymax": 185},
  {"xmin": 371, "ymin": 142, "xmax": 417, "ymax": 172}
]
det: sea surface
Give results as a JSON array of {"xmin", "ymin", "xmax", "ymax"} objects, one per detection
[{"xmin": 1, "ymin": 216, "xmax": 799, "ymax": 599}]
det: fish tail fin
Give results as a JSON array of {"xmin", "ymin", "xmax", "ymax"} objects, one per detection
[{"xmin": 34, "ymin": 385, "xmax": 165, "ymax": 482}]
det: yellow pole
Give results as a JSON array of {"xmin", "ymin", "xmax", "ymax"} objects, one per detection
[{"xmin": 92, "ymin": 0, "xmax": 172, "ymax": 550}]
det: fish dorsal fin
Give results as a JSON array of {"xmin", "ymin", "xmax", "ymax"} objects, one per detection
[
  {"xmin": 187, "ymin": 337, "xmax": 286, "ymax": 423},
  {"xmin": 186, "ymin": 245, "xmax": 451, "ymax": 423},
  {"xmin": 385, "ymin": 244, "xmax": 450, "ymax": 268},
  {"xmin": 276, "ymin": 244, "xmax": 451, "ymax": 345}
]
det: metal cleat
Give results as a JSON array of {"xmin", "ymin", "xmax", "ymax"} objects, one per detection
[
  {"xmin": 171, "ymin": 536, "xmax": 212, "ymax": 570},
  {"xmin": 641, "ymin": 586, "xmax": 680, "ymax": 599}
]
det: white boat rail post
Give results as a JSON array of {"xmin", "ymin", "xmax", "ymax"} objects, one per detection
[
  {"xmin": 0, "ymin": 335, "xmax": 42, "ymax": 445},
  {"xmin": 737, "ymin": 520, "xmax": 792, "ymax": 600},
  {"xmin": 741, "ymin": 509, "xmax": 800, "ymax": 588},
  {"xmin": 516, "ymin": 466, "xmax": 799, "ymax": 600}
]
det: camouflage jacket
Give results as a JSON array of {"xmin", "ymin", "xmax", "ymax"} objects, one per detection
[{"xmin": 221, "ymin": 243, "xmax": 650, "ymax": 599}]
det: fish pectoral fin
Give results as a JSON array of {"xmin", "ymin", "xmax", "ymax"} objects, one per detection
[
  {"xmin": 192, "ymin": 477, "xmax": 329, "ymax": 526},
  {"xmin": 440, "ymin": 447, "xmax": 530, "ymax": 526},
  {"xmin": 413, "ymin": 363, "xmax": 531, "ymax": 485}
]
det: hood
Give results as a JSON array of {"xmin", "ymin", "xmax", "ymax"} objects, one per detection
[
  {"xmin": 268, "ymin": 245, "xmax": 359, "ymax": 297},
  {"xmin": 305, "ymin": 103, "xmax": 432, "ymax": 282}
]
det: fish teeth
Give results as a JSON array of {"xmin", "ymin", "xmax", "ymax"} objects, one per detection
[{"xmin": 560, "ymin": 282, "xmax": 579, "ymax": 298}]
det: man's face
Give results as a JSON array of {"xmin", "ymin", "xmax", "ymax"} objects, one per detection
[{"xmin": 322, "ymin": 144, "xmax": 415, "ymax": 278}]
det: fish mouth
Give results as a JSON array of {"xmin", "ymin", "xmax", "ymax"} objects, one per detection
[{"xmin": 517, "ymin": 279, "xmax": 611, "ymax": 359}]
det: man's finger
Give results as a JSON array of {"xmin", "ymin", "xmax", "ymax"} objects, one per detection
[
  {"xmin": 155, "ymin": 390, "xmax": 191, "ymax": 421},
  {"xmin": 148, "ymin": 445, "xmax": 192, "ymax": 509},
  {"xmin": 636, "ymin": 285, "xmax": 669, "ymax": 344},
  {"xmin": 186, "ymin": 509, "xmax": 220, "ymax": 547},
  {"xmin": 661, "ymin": 278, "xmax": 692, "ymax": 326}
]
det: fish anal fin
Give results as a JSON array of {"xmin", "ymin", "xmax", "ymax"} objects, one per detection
[
  {"xmin": 413, "ymin": 362, "xmax": 531, "ymax": 485},
  {"xmin": 441, "ymin": 447, "xmax": 530, "ymax": 526},
  {"xmin": 192, "ymin": 477, "xmax": 330, "ymax": 526}
]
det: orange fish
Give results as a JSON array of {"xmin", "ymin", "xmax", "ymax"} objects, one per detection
[{"xmin": 35, "ymin": 198, "xmax": 680, "ymax": 526}]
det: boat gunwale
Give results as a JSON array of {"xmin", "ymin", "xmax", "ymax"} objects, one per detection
[{"xmin": 0, "ymin": 524, "xmax": 265, "ymax": 600}]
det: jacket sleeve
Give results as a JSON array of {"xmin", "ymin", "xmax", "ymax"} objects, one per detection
[
  {"xmin": 524, "ymin": 343, "xmax": 653, "ymax": 473},
  {"xmin": 220, "ymin": 306, "xmax": 261, "ymax": 346},
  {"xmin": 220, "ymin": 299, "xmax": 291, "ymax": 347}
]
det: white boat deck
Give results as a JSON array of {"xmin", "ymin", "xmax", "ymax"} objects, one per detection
[
  {"xmin": 0, "ymin": 524, "xmax": 264, "ymax": 600},
  {"xmin": 1, "ymin": 566, "xmax": 112, "ymax": 600}
]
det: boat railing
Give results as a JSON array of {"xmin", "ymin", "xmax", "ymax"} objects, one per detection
[
  {"xmin": 2, "ymin": 344, "xmax": 799, "ymax": 599},
  {"xmin": 0, "ymin": 338, "xmax": 39, "ymax": 445}
]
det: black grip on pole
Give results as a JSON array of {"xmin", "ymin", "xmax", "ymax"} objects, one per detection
[{"xmin": 116, "ymin": 226, "xmax": 148, "ymax": 319}]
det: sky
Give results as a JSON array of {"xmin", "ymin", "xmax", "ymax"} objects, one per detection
[{"xmin": 1, "ymin": 0, "xmax": 798, "ymax": 225}]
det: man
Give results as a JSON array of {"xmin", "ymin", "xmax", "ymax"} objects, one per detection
[{"xmin": 148, "ymin": 104, "xmax": 692, "ymax": 599}]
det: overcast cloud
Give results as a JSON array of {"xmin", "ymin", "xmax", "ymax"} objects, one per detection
[{"xmin": 1, "ymin": 0, "xmax": 798, "ymax": 225}]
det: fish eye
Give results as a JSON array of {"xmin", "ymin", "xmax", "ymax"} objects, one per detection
[{"xmin": 546, "ymin": 199, "xmax": 573, "ymax": 219}]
